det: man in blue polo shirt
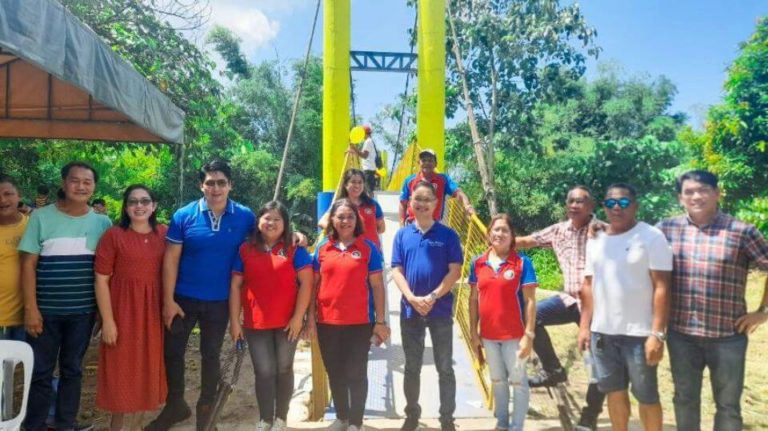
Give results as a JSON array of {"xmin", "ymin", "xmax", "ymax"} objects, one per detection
[
  {"xmin": 392, "ymin": 180, "xmax": 463, "ymax": 431},
  {"xmin": 147, "ymin": 159, "xmax": 255, "ymax": 431}
]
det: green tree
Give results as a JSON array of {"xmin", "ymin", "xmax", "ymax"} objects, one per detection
[{"xmin": 445, "ymin": 0, "xmax": 600, "ymax": 212}]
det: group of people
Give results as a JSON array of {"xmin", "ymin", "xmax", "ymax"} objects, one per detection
[{"xmin": 0, "ymin": 146, "xmax": 766, "ymax": 431}]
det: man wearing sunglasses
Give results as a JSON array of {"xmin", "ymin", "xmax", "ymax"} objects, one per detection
[
  {"xmin": 515, "ymin": 185, "xmax": 606, "ymax": 430},
  {"xmin": 577, "ymin": 183, "xmax": 672, "ymax": 431},
  {"xmin": 656, "ymin": 170, "xmax": 768, "ymax": 431},
  {"xmin": 148, "ymin": 159, "xmax": 256, "ymax": 431}
]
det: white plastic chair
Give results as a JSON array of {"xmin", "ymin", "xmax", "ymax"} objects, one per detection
[{"xmin": 0, "ymin": 340, "xmax": 33, "ymax": 431}]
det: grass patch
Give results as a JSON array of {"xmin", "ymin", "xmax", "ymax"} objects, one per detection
[{"xmin": 535, "ymin": 272, "xmax": 768, "ymax": 429}]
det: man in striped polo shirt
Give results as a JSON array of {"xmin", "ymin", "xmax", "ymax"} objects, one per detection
[{"xmin": 19, "ymin": 161, "xmax": 112, "ymax": 431}]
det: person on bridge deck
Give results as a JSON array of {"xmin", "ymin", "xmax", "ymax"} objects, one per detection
[
  {"xmin": 347, "ymin": 125, "xmax": 379, "ymax": 193},
  {"xmin": 657, "ymin": 170, "xmax": 768, "ymax": 431},
  {"xmin": 307, "ymin": 198, "xmax": 390, "ymax": 431},
  {"xmin": 19, "ymin": 161, "xmax": 112, "ymax": 431},
  {"xmin": 0, "ymin": 175, "xmax": 28, "ymax": 342},
  {"xmin": 392, "ymin": 180, "xmax": 463, "ymax": 431},
  {"xmin": 228, "ymin": 200, "xmax": 313, "ymax": 431},
  {"xmin": 398, "ymin": 148, "xmax": 474, "ymax": 226},
  {"xmin": 469, "ymin": 213, "xmax": 538, "ymax": 431},
  {"xmin": 94, "ymin": 185, "xmax": 167, "ymax": 431},
  {"xmin": 319, "ymin": 168, "xmax": 385, "ymax": 251},
  {"xmin": 149, "ymin": 159, "xmax": 257, "ymax": 431},
  {"xmin": 515, "ymin": 185, "xmax": 607, "ymax": 429},
  {"xmin": 577, "ymin": 183, "xmax": 672, "ymax": 431}
]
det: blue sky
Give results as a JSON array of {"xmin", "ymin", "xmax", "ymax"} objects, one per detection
[{"xmin": 198, "ymin": 0, "xmax": 767, "ymax": 129}]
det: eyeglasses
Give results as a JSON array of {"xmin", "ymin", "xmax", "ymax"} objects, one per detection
[
  {"xmin": 203, "ymin": 179, "xmax": 229, "ymax": 188},
  {"xmin": 603, "ymin": 197, "xmax": 632, "ymax": 209},
  {"xmin": 127, "ymin": 198, "xmax": 153, "ymax": 207}
]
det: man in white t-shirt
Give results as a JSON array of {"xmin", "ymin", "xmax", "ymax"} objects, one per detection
[
  {"xmin": 577, "ymin": 183, "xmax": 672, "ymax": 431},
  {"xmin": 349, "ymin": 125, "xmax": 378, "ymax": 193}
]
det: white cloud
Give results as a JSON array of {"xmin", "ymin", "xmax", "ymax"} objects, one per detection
[{"xmin": 209, "ymin": 2, "xmax": 281, "ymax": 57}]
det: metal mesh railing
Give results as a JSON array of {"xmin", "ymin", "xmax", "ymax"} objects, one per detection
[
  {"xmin": 444, "ymin": 198, "xmax": 493, "ymax": 409},
  {"xmin": 385, "ymin": 140, "xmax": 422, "ymax": 192}
]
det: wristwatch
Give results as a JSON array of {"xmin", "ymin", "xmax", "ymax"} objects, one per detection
[
  {"xmin": 524, "ymin": 330, "xmax": 536, "ymax": 340},
  {"xmin": 428, "ymin": 292, "xmax": 438, "ymax": 301},
  {"xmin": 651, "ymin": 331, "xmax": 667, "ymax": 342}
]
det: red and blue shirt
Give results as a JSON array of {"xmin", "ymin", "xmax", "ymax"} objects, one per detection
[
  {"xmin": 468, "ymin": 249, "xmax": 538, "ymax": 340},
  {"xmin": 232, "ymin": 242, "xmax": 311, "ymax": 329},
  {"xmin": 358, "ymin": 200, "xmax": 384, "ymax": 250},
  {"xmin": 312, "ymin": 236, "xmax": 383, "ymax": 325},
  {"xmin": 399, "ymin": 172, "xmax": 460, "ymax": 221}
]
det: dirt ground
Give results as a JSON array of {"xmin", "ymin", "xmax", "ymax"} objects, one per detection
[{"xmin": 65, "ymin": 273, "xmax": 768, "ymax": 430}]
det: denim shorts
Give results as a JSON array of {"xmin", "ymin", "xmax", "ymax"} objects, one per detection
[{"xmin": 591, "ymin": 332, "xmax": 659, "ymax": 404}]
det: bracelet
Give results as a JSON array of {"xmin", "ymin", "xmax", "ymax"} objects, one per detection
[
  {"xmin": 375, "ymin": 321, "xmax": 387, "ymax": 326},
  {"xmin": 524, "ymin": 330, "xmax": 535, "ymax": 339}
]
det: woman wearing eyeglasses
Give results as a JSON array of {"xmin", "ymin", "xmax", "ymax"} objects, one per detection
[
  {"xmin": 307, "ymin": 198, "xmax": 390, "ymax": 431},
  {"xmin": 94, "ymin": 185, "xmax": 167, "ymax": 430}
]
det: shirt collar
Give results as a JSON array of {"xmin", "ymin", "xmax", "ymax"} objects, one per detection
[
  {"xmin": 685, "ymin": 210, "xmax": 724, "ymax": 228},
  {"xmin": 329, "ymin": 236, "xmax": 363, "ymax": 252},
  {"xmin": 476, "ymin": 247, "xmax": 518, "ymax": 267},
  {"xmin": 567, "ymin": 214, "xmax": 596, "ymax": 231},
  {"xmin": 198, "ymin": 198, "xmax": 234, "ymax": 214},
  {"xmin": 410, "ymin": 221, "xmax": 437, "ymax": 235}
]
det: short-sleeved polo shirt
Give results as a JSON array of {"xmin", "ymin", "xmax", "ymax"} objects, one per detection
[
  {"xmin": 167, "ymin": 198, "xmax": 255, "ymax": 301},
  {"xmin": 358, "ymin": 200, "xmax": 384, "ymax": 250},
  {"xmin": 17, "ymin": 205, "xmax": 112, "ymax": 315},
  {"xmin": 469, "ymin": 250, "xmax": 538, "ymax": 340},
  {"xmin": 312, "ymin": 236, "xmax": 383, "ymax": 325},
  {"xmin": 232, "ymin": 242, "xmax": 311, "ymax": 329},
  {"xmin": 399, "ymin": 172, "xmax": 460, "ymax": 221},
  {"xmin": 391, "ymin": 222, "xmax": 463, "ymax": 319}
]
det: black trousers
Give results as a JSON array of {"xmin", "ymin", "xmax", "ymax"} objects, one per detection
[
  {"xmin": 317, "ymin": 323, "xmax": 372, "ymax": 427},
  {"xmin": 164, "ymin": 295, "xmax": 229, "ymax": 407}
]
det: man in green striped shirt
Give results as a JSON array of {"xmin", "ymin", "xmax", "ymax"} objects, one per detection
[{"xmin": 19, "ymin": 161, "xmax": 112, "ymax": 431}]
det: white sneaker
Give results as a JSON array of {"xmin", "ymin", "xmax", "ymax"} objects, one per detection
[
  {"xmin": 271, "ymin": 418, "xmax": 287, "ymax": 431},
  {"xmin": 327, "ymin": 419, "xmax": 349, "ymax": 431},
  {"xmin": 256, "ymin": 420, "xmax": 272, "ymax": 431},
  {"xmin": 347, "ymin": 425, "xmax": 364, "ymax": 431}
]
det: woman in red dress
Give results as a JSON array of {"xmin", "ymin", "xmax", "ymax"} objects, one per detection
[{"xmin": 94, "ymin": 184, "xmax": 167, "ymax": 430}]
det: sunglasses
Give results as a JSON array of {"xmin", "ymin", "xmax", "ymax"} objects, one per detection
[
  {"xmin": 203, "ymin": 179, "xmax": 229, "ymax": 188},
  {"xmin": 603, "ymin": 197, "xmax": 632, "ymax": 209}
]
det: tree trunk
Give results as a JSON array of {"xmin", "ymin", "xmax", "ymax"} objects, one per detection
[{"xmin": 447, "ymin": 2, "xmax": 498, "ymax": 215}]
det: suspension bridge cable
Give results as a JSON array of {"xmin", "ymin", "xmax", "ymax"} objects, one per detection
[{"xmin": 273, "ymin": 0, "xmax": 321, "ymax": 201}]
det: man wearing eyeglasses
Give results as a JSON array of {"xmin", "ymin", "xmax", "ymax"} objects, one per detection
[
  {"xmin": 577, "ymin": 183, "xmax": 672, "ymax": 431},
  {"xmin": 656, "ymin": 170, "xmax": 768, "ymax": 431},
  {"xmin": 147, "ymin": 159, "xmax": 256, "ymax": 431},
  {"xmin": 515, "ymin": 185, "xmax": 606, "ymax": 430}
]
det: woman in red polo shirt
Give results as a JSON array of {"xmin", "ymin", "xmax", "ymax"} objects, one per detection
[
  {"xmin": 319, "ymin": 168, "xmax": 385, "ymax": 250},
  {"xmin": 229, "ymin": 201, "xmax": 313, "ymax": 431},
  {"xmin": 468, "ymin": 213, "xmax": 538, "ymax": 431},
  {"xmin": 307, "ymin": 198, "xmax": 390, "ymax": 431}
]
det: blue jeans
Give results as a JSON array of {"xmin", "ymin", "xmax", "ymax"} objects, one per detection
[
  {"xmin": 668, "ymin": 330, "xmax": 747, "ymax": 431},
  {"xmin": 0, "ymin": 325, "xmax": 26, "ymax": 341},
  {"xmin": 24, "ymin": 313, "xmax": 95, "ymax": 431},
  {"xmin": 591, "ymin": 333, "xmax": 659, "ymax": 404},
  {"xmin": 483, "ymin": 339, "xmax": 529, "ymax": 431},
  {"xmin": 401, "ymin": 316, "xmax": 455, "ymax": 424}
]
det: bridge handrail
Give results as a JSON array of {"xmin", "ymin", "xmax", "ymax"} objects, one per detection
[{"xmin": 309, "ymin": 141, "xmax": 495, "ymax": 420}]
